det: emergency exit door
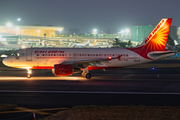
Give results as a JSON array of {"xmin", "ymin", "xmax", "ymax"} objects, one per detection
[
  {"xmin": 134, "ymin": 50, "xmax": 140, "ymax": 62},
  {"xmin": 26, "ymin": 49, "xmax": 32, "ymax": 61}
]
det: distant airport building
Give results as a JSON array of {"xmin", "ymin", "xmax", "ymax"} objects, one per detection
[
  {"xmin": 0, "ymin": 25, "xmax": 63, "ymax": 37},
  {"xmin": 132, "ymin": 25, "xmax": 178, "ymax": 44},
  {"xmin": 0, "ymin": 25, "xmax": 64, "ymax": 45},
  {"xmin": 132, "ymin": 25, "xmax": 154, "ymax": 44},
  {"xmin": 176, "ymin": 27, "xmax": 180, "ymax": 41},
  {"xmin": 69, "ymin": 28, "xmax": 79, "ymax": 35},
  {"xmin": 169, "ymin": 26, "xmax": 178, "ymax": 41}
]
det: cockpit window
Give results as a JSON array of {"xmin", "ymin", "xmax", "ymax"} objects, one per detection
[
  {"xmin": 11, "ymin": 53, "xmax": 20, "ymax": 56},
  {"xmin": 11, "ymin": 53, "xmax": 16, "ymax": 56},
  {"xmin": 17, "ymin": 53, "xmax": 20, "ymax": 56}
]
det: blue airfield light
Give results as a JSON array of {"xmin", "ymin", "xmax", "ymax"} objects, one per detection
[{"xmin": 152, "ymin": 68, "xmax": 155, "ymax": 70}]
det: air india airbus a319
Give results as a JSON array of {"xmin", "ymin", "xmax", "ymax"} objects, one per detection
[{"xmin": 2, "ymin": 18, "xmax": 175, "ymax": 79}]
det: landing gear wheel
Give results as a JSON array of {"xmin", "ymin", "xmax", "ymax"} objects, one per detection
[
  {"xmin": 85, "ymin": 73, "xmax": 91, "ymax": 79},
  {"xmin": 27, "ymin": 74, "xmax": 31, "ymax": 78}
]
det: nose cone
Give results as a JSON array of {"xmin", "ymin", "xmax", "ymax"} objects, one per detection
[{"xmin": 2, "ymin": 58, "xmax": 7, "ymax": 66}]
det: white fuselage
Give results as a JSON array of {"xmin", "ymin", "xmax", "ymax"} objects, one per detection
[{"xmin": 3, "ymin": 48, "xmax": 152, "ymax": 69}]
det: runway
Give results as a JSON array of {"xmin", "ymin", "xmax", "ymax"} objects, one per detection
[{"xmin": 1, "ymin": 59, "xmax": 180, "ymax": 119}]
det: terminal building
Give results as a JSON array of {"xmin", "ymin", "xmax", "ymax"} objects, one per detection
[
  {"xmin": 132, "ymin": 25, "xmax": 178, "ymax": 44},
  {"xmin": 0, "ymin": 25, "xmax": 64, "ymax": 45}
]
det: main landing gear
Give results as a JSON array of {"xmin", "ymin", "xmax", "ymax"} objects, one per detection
[
  {"xmin": 81, "ymin": 67, "xmax": 91, "ymax": 79},
  {"xmin": 27, "ymin": 68, "xmax": 32, "ymax": 78}
]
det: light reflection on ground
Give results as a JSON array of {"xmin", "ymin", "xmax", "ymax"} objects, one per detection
[{"xmin": 0, "ymin": 77, "xmax": 87, "ymax": 81}]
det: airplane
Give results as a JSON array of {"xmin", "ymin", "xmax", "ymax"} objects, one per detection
[
  {"xmin": 71, "ymin": 41, "xmax": 89, "ymax": 48},
  {"xmin": 2, "ymin": 18, "xmax": 175, "ymax": 79}
]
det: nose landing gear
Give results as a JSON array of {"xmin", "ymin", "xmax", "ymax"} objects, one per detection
[{"xmin": 27, "ymin": 68, "xmax": 32, "ymax": 78}]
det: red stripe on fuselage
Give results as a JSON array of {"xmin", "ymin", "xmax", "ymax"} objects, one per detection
[{"xmin": 32, "ymin": 66, "xmax": 122, "ymax": 70}]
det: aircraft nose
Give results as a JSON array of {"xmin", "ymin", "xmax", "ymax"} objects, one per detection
[{"xmin": 2, "ymin": 58, "xmax": 7, "ymax": 66}]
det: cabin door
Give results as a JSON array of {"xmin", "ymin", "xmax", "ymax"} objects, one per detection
[
  {"xmin": 134, "ymin": 50, "xmax": 140, "ymax": 62},
  {"xmin": 26, "ymin": 49, "xmax": 32, "ymax": 61}
]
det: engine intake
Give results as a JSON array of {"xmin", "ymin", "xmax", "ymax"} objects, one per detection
[{"xmin": 54, "ymin": 64, "xmax": 73, "ymax": 76}]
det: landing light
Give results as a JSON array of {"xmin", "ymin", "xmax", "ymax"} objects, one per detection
[{"xmin": 1, "ymin": 54, "xmax": 7, "ymax": 57}]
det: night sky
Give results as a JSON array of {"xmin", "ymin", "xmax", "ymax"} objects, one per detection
[{"xmin": 0, "ymin": 0, "xmax": 180, "ymax": 33}]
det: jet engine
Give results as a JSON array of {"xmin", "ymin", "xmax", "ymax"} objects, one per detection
[{"xmin": 54, "ymin": 64, "xmax": 73, "ymax": 76}]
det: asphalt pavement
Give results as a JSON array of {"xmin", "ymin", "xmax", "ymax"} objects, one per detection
[{"xmin": 1, "ymin": 59, "xmax": 180, "ymax": 119}]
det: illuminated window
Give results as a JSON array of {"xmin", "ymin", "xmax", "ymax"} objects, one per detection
[
  {"xmin": 107, "ymin": 54, "xmax": 109, "ymax": 56},
  {"xmin": 45, "ymin": 54, "xmax": 47, "ymax": 56},
  {"xmin": 51, "ymin": 54, "xmax": 53, "ymax": 56},
  {"xmin": 93, "ymin": 54, "xmax": 95, "ymax": 56},
  {"xmin": 82, "ymin": 54, "xmax": 84, "ymax": 56},
  {"xmin": 104, "ymin": 54, "xmax": 106, "ymax": 57},
  {"xmin": 85, "ymin": 54, "xmax": 87, "ymax": 56}
]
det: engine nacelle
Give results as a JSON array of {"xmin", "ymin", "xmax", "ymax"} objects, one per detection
[{"xmin": 54, "ymin": 64, "xmax": 73, "ymax": 76}]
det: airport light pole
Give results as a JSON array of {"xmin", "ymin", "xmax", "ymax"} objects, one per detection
[
  {"xmin": 121, "ymin": 30, "xmax": 124, "ymax": 40},
  {"xmin": 17, "ymin": 18, "xmax": 22, "ymax": 42}
]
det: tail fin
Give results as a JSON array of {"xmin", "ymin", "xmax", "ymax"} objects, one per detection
[
  {"xmin": 127, "ymin": 18, "xmax": 172, "ymax": 60},
  {"xmin": 138, "ymin": 18, "xmax": 172, "ymax": 51},
  {"xmin": 93, "ymin": 40, "xmax": 97, "ymax": 45},
  {"xmin": 86, "ymin": 41, "xmax": 89, "ymax": 46}
]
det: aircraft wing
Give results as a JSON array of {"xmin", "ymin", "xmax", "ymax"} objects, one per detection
[{"xmin": 61, "ymin": 57, "xmax": 116, "ymax": 65}]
